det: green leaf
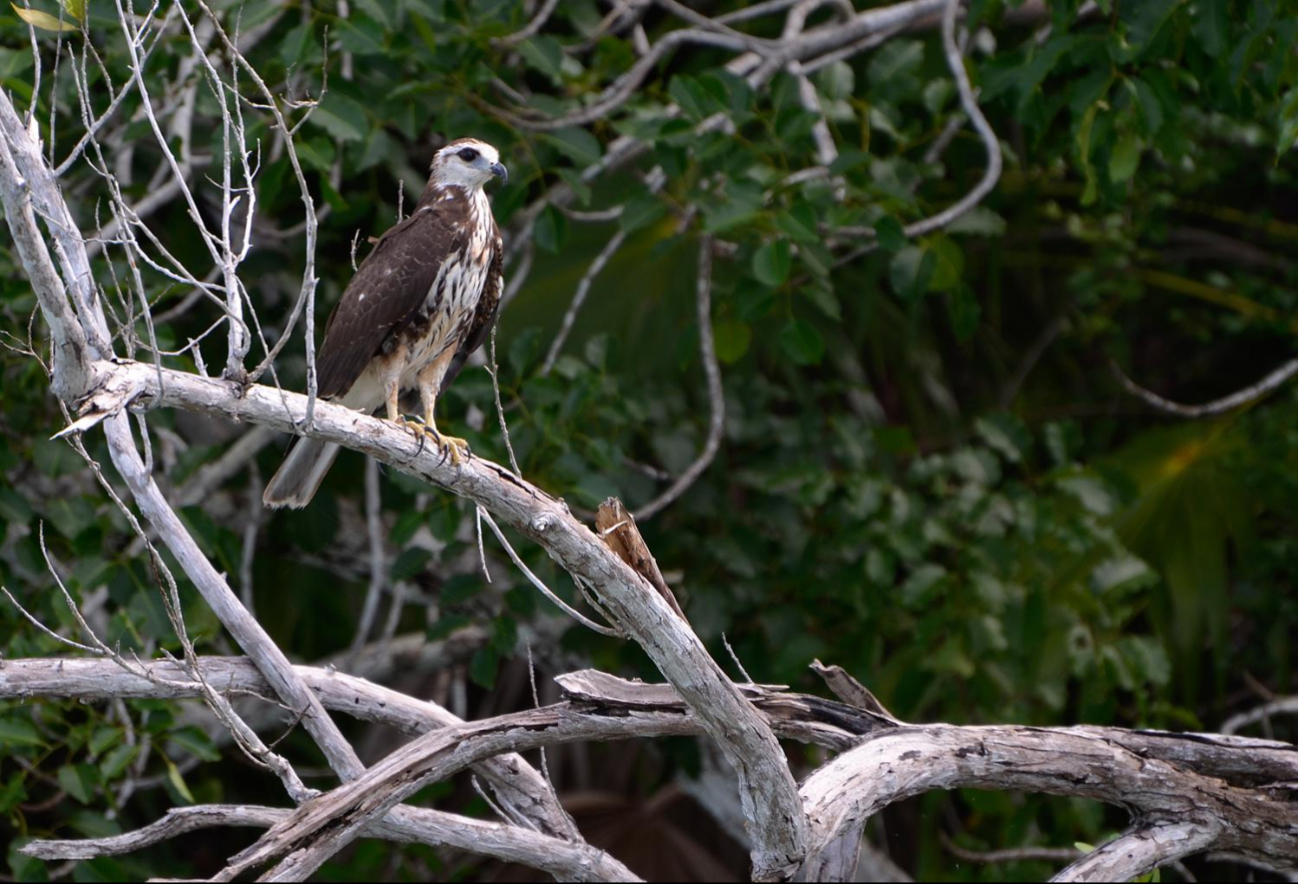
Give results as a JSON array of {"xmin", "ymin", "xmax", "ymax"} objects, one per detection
[
  {"xmin": 167, "ymin": 726, "xmax": 220, "ymax": 763},
  {"xmin": 947, "ymin": 284, "xmax": 980, "ymax": 342},
  {"xmin": 874, "ymin": 216, "xmax": 907, "ymax": 252},
  {"xmin": 926, "ymin": 236, "xmax": 964, "ymax": 292},
  {"xmin": 752, "ymin": 241, "xmax": 792, "ymax": 287},
  {"xmin": 779, "ymin": 320, "xmax": 825, "ymax": 366},
  {"xmin": 889, "ymin": 246, "xmax": 935, "ymax": 302},
  {"xmin": 391, "ymin": 546, "xmax": 432, "ymax": 582},
  {"xmin": 900, "ymin": 564, "xmax": 948, "ymax": 608},
  {"xmin": 1279, "ymin": 88, "xmax": 1298, "ymax": 157},
  {"xmin": 310, "ymin": 92, "xmax": 368, "ymax": 143},
  {"xmin": 619, "ymin": 192, "xmax": 667, "ymax": 232},
  {"xmin": 62, "ymin": 0, "xmax": 82, "ymax": 20},
  {"xmin": 12, "ymin": 3, "xmax": 78, "ymax": 32},
  {"xmin": 99, "ymin": 744, "xmax": 138, "ymax": 779},
  {"xmin": 802, "ymin": 279, "xmax": 841, "ymax": 321},
  {"xmin": 7, "ymin": 839, "xmax": 43, "ymax": 882},
  {"xmin": 88, "ymin": 727, "xmax": 120, "ymax": 757},
  {"xmin": 1191, "ymin": 0, "xmax": 1228, "ymax": 56},
  {"xmin": 775, "ymin": 205, "xmax": 819, "ymax": 244},
  {"xmin": 543, "ymin": 127, "xmax": 603, "ymax": 167},
  {"xmin": 1109, "ymin": 132, "xmax": 1143, "ymax": 183},
  {"xmin": 946, "ymin": 206, "xmax": 1006, "ymax": 237},
  {"xmin": 165, "ymin": 758, "xmax": 195, "ymax": 804},
  {"xmin": 518, "ymin": 36, "xmax": 563, "ymax": 80},
  {"xmin": 976, "ymin": 414, "xmax": 1031, "ymax": 464},
  {"xmin": 816, "ymin": 61, "xmax": 855, "ymax": 101},
  {"xmin": 534, "ymin": 204, "xmax": 568, "ymax": 253},
  {"xmin": 57, "ymin": 763, "xmax": 98, "ymax": 804},
  {"xmin": 0, "ymin": 715, "xmax": 43, "ymax": 748},
  {"xmin": 712, "ymin": 319, "xmax": 752, "ymax": 364},
  {"xmin": 469, "ymin": 646, "xmax": 500, "ymax": 690},
  {"xmin": 1122, "ymin": 0, "xmax": 1185, "ymax": 50},
  {"xmin": 867, "ymin": 40, "xmax": 924, "ymax": 87}
]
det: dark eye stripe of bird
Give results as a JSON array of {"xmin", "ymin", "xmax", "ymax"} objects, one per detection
[{"xmin": 262, "ymin": 136, "xmax": 507, "ymax": 510}]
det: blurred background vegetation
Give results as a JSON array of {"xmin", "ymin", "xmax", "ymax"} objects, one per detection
[{"xmin": 2, "ymin": 0, "xmax": 1297, "ymax": 880}]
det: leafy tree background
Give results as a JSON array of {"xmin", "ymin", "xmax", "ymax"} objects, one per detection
[{"xmin": 2, "ymin": 0, "xmax": 1297, "ymax": 880}]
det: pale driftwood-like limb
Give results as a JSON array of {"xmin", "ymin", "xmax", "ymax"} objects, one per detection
[
  {"xmin": 1111, "ymin": 356, "xmax": 1298, "ymax": 418},
  {"xmin": 1051, "ymin": 824, "xmax": 1215, "ymax": 883},
  {"xmin": 103, "ymin": 412, "xmax": 367, "ymax": 784},
  {"xmin": 70, "ymin": 358, "xmax": 809, "ymax": 878},
  {"xmin": 11, "ymin": 656, "xmax": 1296, "ymax": 879},
  {"xmin": 0, "ymin": 114, "xmax": 94, "ymax": 401},
  {"xmin": 21, "ymin": 804, "xmax": 640, "ymax": 883},
  {"xmin": 799, "ymin": 725, "xmax": 1298, "ymax": 880},
  {"xmin": 595, "ymin": 498, "xmax": 687, "ymax": 622},
  {"xmin": 633, "ymin": 235, "xmax": 725, "ymax": 521},
  {"xmin": 0, "ymin": 655, "xmax": 578, "ymax": 841}
]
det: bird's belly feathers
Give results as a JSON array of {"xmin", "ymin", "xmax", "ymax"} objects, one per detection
[{"xmin": 400, "ymin": 255, "xmax": 488, "ymax": 384}]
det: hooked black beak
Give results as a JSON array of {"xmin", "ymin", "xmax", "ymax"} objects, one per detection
[{"xmin": 490, "ymin": 162, "xmax": 508, "ymax": 183}]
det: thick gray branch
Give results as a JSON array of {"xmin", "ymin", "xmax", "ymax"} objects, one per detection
[
  {"xmin": 799, "ymin": 725, "xmax": 1298, "ymax": 878},
  {"xmin": 1050, "ymin": 824, "xmax": 1217, "ymax": 883}
]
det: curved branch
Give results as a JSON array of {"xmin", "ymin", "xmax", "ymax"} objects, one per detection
[
  {"xmin": 541, "ymin": 226, "xmax": 629, "ymax": 375},
  {"xmin": 835, "ymin": 0, "xmax": 1002, "ymax": 243},
  {"xmin": 1223, "ymin": 696, "xmax": 1298, "ymax": 735},
  {"xmin": 496, "ymin": 0, "xmax": 562, "ymax": 48},
  {"xmin": 1051, "ymin": 824, "xmax": 1217, "ymax": 883},
  {"xmin": 634, "ymin": 236, "xmax": 725, "ymax": 522},
  {"xmin": 799, "ymin": 725, "xmax": 1298, "ymax": 877},
  {"xmin": 1111, "ymin": 356, "xmax": 1298, "ymax": 418}
]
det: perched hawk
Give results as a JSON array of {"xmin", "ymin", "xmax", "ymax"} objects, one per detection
[{"xmin": 263, "ymin": 138, "xmax": 507, "ymax": 509}]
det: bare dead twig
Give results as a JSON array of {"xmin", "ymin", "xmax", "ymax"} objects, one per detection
[{"xmin": 1111, "ymin": 356, "xmax": 1298, "ymax": 418}]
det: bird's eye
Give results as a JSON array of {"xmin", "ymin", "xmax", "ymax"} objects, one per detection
[{"xmin": 458, "ymin": 147, "xmax": 479, "ymax": 162}]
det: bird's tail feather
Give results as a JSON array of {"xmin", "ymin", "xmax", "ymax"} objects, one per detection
[{"xmin": 262, "ymin": 437, "xmax": 341, "ymax": 509}]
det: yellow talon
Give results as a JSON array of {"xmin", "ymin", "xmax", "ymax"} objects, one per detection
[
  {"xmin": 391, "ymin": 407, "xmax": 470, "ymax": 465},
  {"xmin": 432, "ymin": 432, "xmax": 470, "ymax": 466}
]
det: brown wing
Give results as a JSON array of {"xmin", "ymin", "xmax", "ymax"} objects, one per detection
[
  {"xmin": 439, "ymin": 222, "xmax": 503, "ymax": 394},
  {"xmin": 317, "ymin": 205, "xmax": 467, "ymax": 400}
]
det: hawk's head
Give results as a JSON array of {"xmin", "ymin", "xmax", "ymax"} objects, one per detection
[{"xmin": 431, "ymin": 138, "xmax": 508, "ymax": 190}]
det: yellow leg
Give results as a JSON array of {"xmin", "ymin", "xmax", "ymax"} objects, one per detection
[
  {"xmin": 385, "ymin": 375, "xmax": 401, "ymax": 422},
  {"xmin": 417, "ymin": 350, "xmax": 470, "ymax": 466}
]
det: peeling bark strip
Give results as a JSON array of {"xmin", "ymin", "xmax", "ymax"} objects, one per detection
[
  {"xmin": 596, "ymin": 497, "xmax": 688, "ymax": 622},
  {"xmin": 810, "ymin": 659, "xmax": 899, "ymax": 723}
]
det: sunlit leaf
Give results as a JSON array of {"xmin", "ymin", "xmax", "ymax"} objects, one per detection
[{"xmin": 12, "ymin": 3, "xmax": 78, "ymax": 32}]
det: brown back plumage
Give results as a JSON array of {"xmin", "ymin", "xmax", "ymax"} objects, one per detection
[{"xmin": 315, "ymin": 188, "xmax": 499, "ymax": 401}]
